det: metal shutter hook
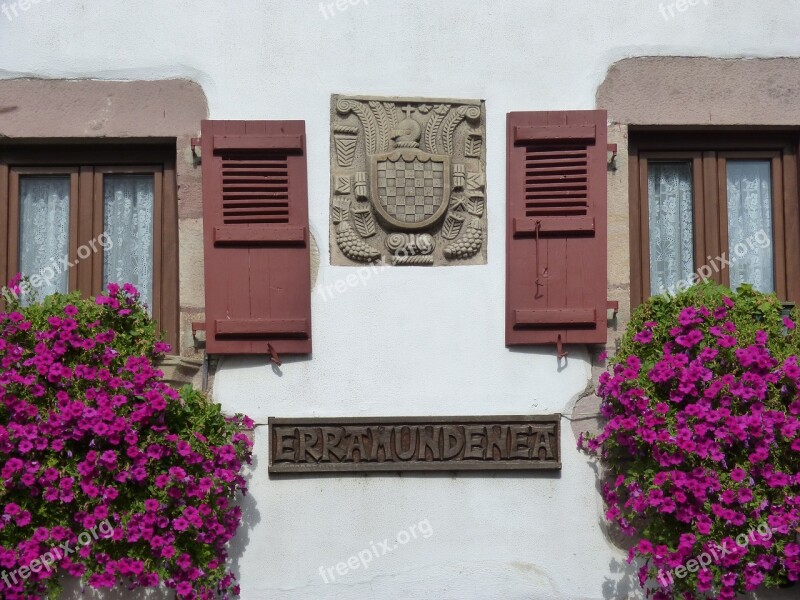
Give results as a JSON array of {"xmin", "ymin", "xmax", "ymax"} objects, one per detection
[
  {"xmin": 556, "ymin": 334, "xmax": 568, "ymax": 360},
  {"xmin": 267, "ymin": 343, "xmax": 282, "ymax": 367}
]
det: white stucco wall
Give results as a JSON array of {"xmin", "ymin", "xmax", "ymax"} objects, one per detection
[{"xmin": 3, "ymin": 1, "xmax": 800, "ymax": 599}]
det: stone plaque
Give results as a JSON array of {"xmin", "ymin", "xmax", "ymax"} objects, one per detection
[
  {"xmin": 330, "ymin": 95, "xmax": 487, "ymax": 266},
  {"xmin": 268, "ymin": 416, "xmax": 560, "ymax": 473}
]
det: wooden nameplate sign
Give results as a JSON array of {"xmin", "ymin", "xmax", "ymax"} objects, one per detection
[{"xmin": 268, "ymin": 415, "xmax": 561, "ymax": 473}]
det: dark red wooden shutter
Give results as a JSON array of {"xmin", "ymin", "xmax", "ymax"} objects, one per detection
[
  {"xmin": 506, "ymin": 110, "xmax": 608, "ymax": 349},
  {"xmin": 202, "ymin": 120, "xmax": 311, "ymax": 356}
]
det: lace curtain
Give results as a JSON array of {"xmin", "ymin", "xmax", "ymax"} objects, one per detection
[
  {"xmin": 726, "ymin": 161, "xmax": 774, "ymax": 293},
  {"xmin": 103, "ymin": 175, "xmax": 154, "ymax": 310},
  {"xmin": 19, "ymin": 176, "xmax": 70, "ymax": 301},
  {"xmin": 648, "ymin": 163, "xmax": 694, "ymax": 296}
]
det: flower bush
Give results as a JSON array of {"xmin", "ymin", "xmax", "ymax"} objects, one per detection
[
  {"xmin": 0, "ymin": 283, "xmax": 253, "ymax": 599},
  {"xmin": 581, "ymin": 283, "xmax": 800, "ymax": 599}
]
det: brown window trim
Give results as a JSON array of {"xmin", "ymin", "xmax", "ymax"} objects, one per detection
[
  {"xmin": 629, "ymin": 130, "xmax": 800, "ymax": 308},
  {"xmin": 0, "ymin": 143, "xmax": 179, "ymax": 351}
]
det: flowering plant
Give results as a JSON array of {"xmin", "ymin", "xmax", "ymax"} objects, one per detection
[
  {"xmin": 581, "ymin": 283, "xmax": 800, "ymax": 599},
  {"xmin": 0, "ymin": 283, "xmax": 253, "ymax": 599}
]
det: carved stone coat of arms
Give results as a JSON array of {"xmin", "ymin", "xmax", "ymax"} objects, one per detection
[{"xmin": 330, "ymin": 95, "xmax": 487, "ymax": 266}]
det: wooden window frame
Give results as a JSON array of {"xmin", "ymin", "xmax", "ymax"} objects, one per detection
[
  {"xmin": 0, "ymin": 143, "xmax": 179, "ymax": 350},
  {"xmin": 629, "ymin": 130, "xmax": 800, "ymax": 307}
]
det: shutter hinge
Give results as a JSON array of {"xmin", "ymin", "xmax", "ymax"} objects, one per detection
[
  {"xmin": 607, "ymin": 144, "xmax": 618, "ymax": 168},
  {"xmin": 191, "ymin": 321, "xmax": 206, "ymax": 343},
  {"xmin": 191, "ymin": 137, "xmax": 202, "ymax": 162},
  {"xmin": 607, "ymin": 300, "xmax": 619, "ymax": 321}
]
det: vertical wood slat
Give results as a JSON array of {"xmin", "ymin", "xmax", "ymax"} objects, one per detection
[
  {"xmin": 704, "ymin": 151, "xmax": 722, "ymax": 285},
  {"xmin": 506, "ymin": 110, "xmax": 607, "ymax": 347},
  {"xmin": 771, "ymin": 155, "xmax": 786, "ymax": 299},
  {"xmin": 7, "ymin": 171, "xmax": 20, "ymax": 278},
  {"xmin": 638, "ymin": 157, "xmax": 651, "ymax": 298},
  {"xmin": 0, "ymin": 164, "xmax": 8, "ymax": 287},
  {"xmin": 244, "ymin": 120, "xmax": 267, "ymax": 353},
  {"xmin": 161, "ymin": 161, "xmax": 180, "ymax": 352},
  {"xmin": 90, "ymin": 168, "xmax": 104, "ymax": 297},
  {"xmin": 75, "ymin": 166, "xmax": 95, "ymax": 297},
  {"xmin": 68, "ymin": 173, "xmax": 80, "ymax": 292},
  {"xmin": 692, "ymin": 154, "xmax": 706, "ymax": 275},
  {"xmin": 717, "ymin": 156, "xmax": 730, "ymax": 288},
  {"xmin": 784, "ymin": 143, "xmax": 800, "ymax": 303},
  {"xmin": 628, "ymin": 150, "xmax": 642, "ymax": 308},
  {"xmin": 545, "ymin": 112, "xmax": 567, "ymax": 316},
  {"xmin": 219, "ymin": 120, "xmax": 253, "ymax": 354},
  {"xmin": 150, "ymin": 169, "xmax": 164, "ymax": 326}
]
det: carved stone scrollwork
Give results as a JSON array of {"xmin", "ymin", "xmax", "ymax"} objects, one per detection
[
  {"xmin": 385, "ymin": 232, "xmax": 435, "ymax": 265},
  {"xmin": 330, "ymin": 95, "xmax": 487, "ymax": 266}
]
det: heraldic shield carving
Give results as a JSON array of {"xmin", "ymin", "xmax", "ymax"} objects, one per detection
[
  {"xmin": 370, "ymin": 149, "xmax": 450, "ymax": 231},
  {"xmin": 330, "ymin": 95, "xmax": 487, "ymax": 266}
]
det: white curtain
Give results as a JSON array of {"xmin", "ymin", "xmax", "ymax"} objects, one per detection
[
  {"xmin": 103, "ymin": 175, "xmax": 154, "ymax": 310},
  {"xmin": 648, "ymin": 163, "xmax": 694, "ymax": 296},
  {"xmin": 19, "ymin": 176, "xmax": 70, "ymax": 301},
  {"xmin": 726, "ymin": 161, "xmax": 774, "ymax": 293}
]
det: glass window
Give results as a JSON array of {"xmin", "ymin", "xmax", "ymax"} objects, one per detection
[
  {"xmin": 726, "ymin": 160, "xmax": 774, "ymax": 293},
  {"xmin": 102, "ymin": 174, "xmax": 155, "ymax": 309},
  {"xmin": 18, "ymin": 175, "xmax": 70, "ymax": 299},
  {"xmin": 647, "ymin": 162, "xmax": 694, "ymax": 296}
]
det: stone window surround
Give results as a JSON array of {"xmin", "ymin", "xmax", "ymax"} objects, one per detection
[
  {"xmin": 574, "ymin": 55, "xmax": 800, "ymax": 464},
  {"xmin": 0, "ymin": 78, "xmax": 208, "ymax": 358},
  {"xmin": 597, "ymin": 56, "xmax": 800, "ymax": 347}
]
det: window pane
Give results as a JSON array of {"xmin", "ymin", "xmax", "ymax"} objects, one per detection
[
  {"xmin": 726, "ymin": 160, "xmax": 774, "ymax": 293},
  {"xmin": 103, "ymin": 174, "xmax": 154, "ymax": 310},
  {"xmin": 648, "ymin": 162, "xmax": 694, "ymax": 296},
  {"xmin": 19, "ymin": 176, "xmax": 71, "ymax": 300}
]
